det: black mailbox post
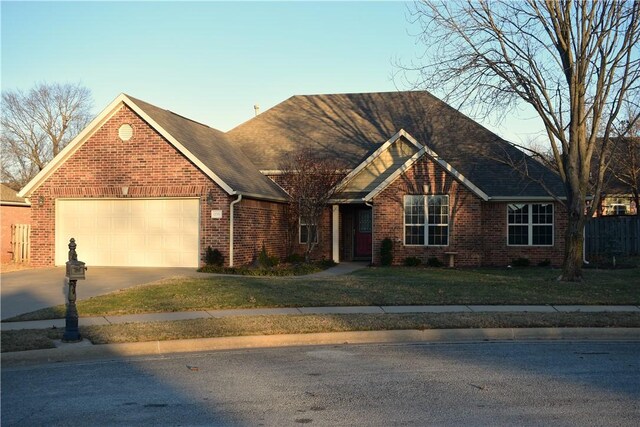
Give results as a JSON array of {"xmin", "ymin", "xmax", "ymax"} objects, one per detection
[{"xmin": 62, "ymin": 238, "xmax": 87, "ymax": 343}]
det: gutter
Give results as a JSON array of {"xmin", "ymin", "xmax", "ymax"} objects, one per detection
[{"xmin": 229, "ymin": 194, "xmax": 243, "ymax": 267}]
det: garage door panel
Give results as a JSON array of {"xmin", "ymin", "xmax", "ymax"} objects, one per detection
[{"xmin": 56, "ymin": 199, "xmax": 200, "ymax": 267}]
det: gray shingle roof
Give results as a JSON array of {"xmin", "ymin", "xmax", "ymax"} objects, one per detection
[
  {"xmin": 126, "ymin": 95, "xmax": 288, "ymax": 201},
  {"xmin": 1, "ymin": 184, "xmax": 29, "ymax": 205},
  {"xmin": 228, "ymin": 91, "xmax": 565, "ymax": 198}
]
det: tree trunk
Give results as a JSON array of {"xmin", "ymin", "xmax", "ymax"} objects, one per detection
[{"xmin": 561, "ymin": 200, "xmax": 585, "ymax": 281}]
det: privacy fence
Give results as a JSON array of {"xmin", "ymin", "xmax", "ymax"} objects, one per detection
[
  {"xmin": 585, "ymin": 216, "xmax": 640, "ymax": 257},
  {"xmin": 11, "ymin": 223, "xmax": 30, "ymax": 263}
]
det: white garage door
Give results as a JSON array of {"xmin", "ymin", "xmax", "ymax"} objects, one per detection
[{"xmin": 56, "ymin": 199, "xmax": 200, "ymax": 267}]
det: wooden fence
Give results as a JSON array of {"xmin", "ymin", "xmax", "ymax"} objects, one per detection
[
  {"xmin": 11, "ymin": 224, "xmax": 30, "ymax": 263},
  {"xmin": 585, "ymin": 216, "xmax": 640, "ymax": 257}
]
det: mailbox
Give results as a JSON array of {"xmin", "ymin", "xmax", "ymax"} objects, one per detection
[{"xmin": 66, "ymin": 259, "xmax": 87, "ymax": 280}]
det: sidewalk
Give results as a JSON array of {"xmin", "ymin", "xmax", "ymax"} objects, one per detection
[{"xmin": 3, "ymin": 304, "xmax": 639, "ymax": 331}]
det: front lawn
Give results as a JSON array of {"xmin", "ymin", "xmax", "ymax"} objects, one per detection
[{"xmin": 7, "ymin": 266, "xmax": 639, "ymax": 321}]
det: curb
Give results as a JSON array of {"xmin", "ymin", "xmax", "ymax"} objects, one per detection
[{"xmin": 3, "ymin": 327, "xmax": 640, "ymax": 367}]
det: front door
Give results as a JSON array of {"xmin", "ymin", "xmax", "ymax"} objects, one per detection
[{"xmin": 354, "ymin": 208, "xmax": 372, "ymax": 258}]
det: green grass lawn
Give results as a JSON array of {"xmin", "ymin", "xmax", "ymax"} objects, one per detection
[{"xmin": 7, "ymin": 266, "xmax": 639, "ymax": 322}]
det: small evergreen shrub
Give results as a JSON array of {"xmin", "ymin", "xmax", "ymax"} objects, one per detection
[
  {"xmin": 258, "ymin": 244, "xmax": 279, "ymax": 268},
  {"xmin": 205, "ymin": 246, "xmax": 224, "ymax": 267},
  {"xmin": 511, "ymin": 257, "xmax": 531, "ymax": 267},
  {"xmin": 537, "ymin": 258, "xmax": 551, "ymax": 267},
  {"xmin": 404, "ymin": 256, "xmax": 422, "ymax": 267},
  {"xmin": 426, "ymin": 257, "xmax": 444, "ymax": 267},
  {"xmin": 380, "ymin": 238, "xmax": 393, "ymax": 266},
  {"xmin": 285, "ymin": 253, "xmax": 305, "ymax": 264}
]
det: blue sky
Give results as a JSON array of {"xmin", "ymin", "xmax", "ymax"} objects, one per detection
[{"xmin": 2, "ymin": 1, "xmax": 544, "ymax": 142}]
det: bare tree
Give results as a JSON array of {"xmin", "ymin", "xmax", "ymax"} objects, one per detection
[
  {"xmin": 405, "ymin": 0, "xmax": 640, "ymax": 281},
  {"xmin": 280, "ymin": 150, "xmax": 345, "ymax": 262},
  {"xmin": 1, "ymin": 82, "xmax": 93, "ymax": 188}
]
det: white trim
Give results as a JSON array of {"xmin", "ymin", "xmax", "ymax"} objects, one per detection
[
  {"xmin": 364, "ymin": 139, "xmax": 490, "ymax": 202},
  {"xmin": 506, "ymin": 202, "xmax": 554, "ymax": 247},
  {"xmin": 299, "ymin": 217, "xmax": 319, "ymax": 245},
  {"xmin": 334, "ymin": 129, "xmax": 423, "ymax": 193},
  {"xmin": 18, "ymin": 93, "xmax": 238, "ymax": 198},
  {"xmin": 332, "ymin": 205, "xmax": 340, "ymax": 263},
  {"xmin": 0, "ymin": 201, "xmax": 30, "ymax": 207},
  {"xmin": 229, "ymin": 194, "xmax": 242, "ymax": 267},
  {"xmin": 121, "ymin": 95, "xmax": 235, "ymax": 195},
  {"xmin": 18, "ymin": 94, "xmax": 129, "ymax": 198},
  {"xmin": 403, "ymin": 194, "xmax": 450, "ymax": 247}
]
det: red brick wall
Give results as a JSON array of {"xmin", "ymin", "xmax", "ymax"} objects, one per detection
[
  {"xmin": 29, "ymin": 105, "xmax": 234, "ymax": 267},
  {"xmin": 265, "ymin": 173, "xmax": 333, "ymax": 261},
  {"xmin": 371, "ymin": 155, "xmax": 567, "ymax": 267},
  {"xmin": 0, "ymin": 205, "xmax": 31, "ymax": 263},
  {"xmin": 481, "ymin": 201, "xmax": 566, "ymax": 267},
  {"xmin": 372, "ymin": 156, "xmax": 484, "ymax": 267},
  {"xmin": 233, "ymin": 198, "xmax": 289, "ymax": 265}
]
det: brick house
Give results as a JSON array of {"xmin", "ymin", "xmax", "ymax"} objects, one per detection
[
  {"xmin": 19, "ymin": 91, "xmax": 566, "ymax": 268},
  {"xmin": 1, "ymin": 184, "xmax": 31, "ymax": 263}
]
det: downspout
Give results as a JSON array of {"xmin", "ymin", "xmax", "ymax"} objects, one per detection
[
  {"xmin": 365, "ymin": 200, "xmax": 374, "ymax": 264},
  {"xmin": 229, "ymin": 194, "xmax": 242, "ymax": 267},
  {"xmin": 582, "ymin": 225, "xmax": 589, "ymax": 265}
]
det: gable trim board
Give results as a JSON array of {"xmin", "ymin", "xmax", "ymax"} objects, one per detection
[{"xmin": 333, "ymin": 130, "xmax": 490, "ymax": 203}]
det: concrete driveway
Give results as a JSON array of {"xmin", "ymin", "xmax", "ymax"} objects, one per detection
[{"xmin": 1, "ymin": 267, "xmax": 205, "ymax": 320}]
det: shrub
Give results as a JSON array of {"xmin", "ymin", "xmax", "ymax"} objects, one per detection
[
  {"xmin": 205, "ymin": 246, "xmax": 224, "ymax": 267},
  {"xmin": 380, "ymin": 238, "xmax": 393, "ymax": 266},
  {"xmin": 285, "ymin": 253, "xmax": 305, "ymax": 264},
  {"xmin": 537, "ymin": 258, "xmax": 551, "ymax": 267},
  {"xmin": 511, "ymin": 257, "xmax": 531, "ymax": 267},
  {"xmin": 404, "ymin": 256, "xmax": 422, "ymax": 267},
  {"xmin": 257, "ymin": 244, "xmax": 279, "ymax": 268},
  {"xmin": 426, "ymin": 257, "xmax": 444, "ymax": 267}
]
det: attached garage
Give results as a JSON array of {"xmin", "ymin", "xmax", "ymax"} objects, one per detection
[{"xmin": 55, "ymin": 198, "xmax": 199, "ymax": 267}]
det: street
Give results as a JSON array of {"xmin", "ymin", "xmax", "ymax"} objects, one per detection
[{"xmin": 2, "ymin": 341, "xmax": 639, "ymax": 426}]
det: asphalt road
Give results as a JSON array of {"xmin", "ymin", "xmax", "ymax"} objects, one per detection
[{"xmin": 2, "ymin": 341, "xmax": 639, "ymax": 426}]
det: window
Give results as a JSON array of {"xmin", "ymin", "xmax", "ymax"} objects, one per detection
[
  {"xmin": 299, "ymin": 219, "xmax": 318, "ymax": 244},
  {"xmin": 508, "ymin": 203, "xmax": 553, "ymax": 246},
  {"xmin": 404, "ymin": 195, "xmax": 449, "ymax": 246}
]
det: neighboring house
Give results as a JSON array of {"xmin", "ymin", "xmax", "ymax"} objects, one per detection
[
  {"xmin": 1, "ymin": 184, "xmax": 31, "ymax": 263},
  {"xmin": 19, "ymin": 91, "xmax": 566, "ymax": 268}
]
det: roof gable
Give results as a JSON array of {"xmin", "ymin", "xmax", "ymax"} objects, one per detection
[
  {"xmin": 19, "ymin": 94, "xmax": 288, "ymax": 201},
  {"xmin": 333, "ymin": 130, "xmax": 489, "ymax": 202}
]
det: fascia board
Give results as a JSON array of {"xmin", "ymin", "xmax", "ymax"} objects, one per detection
[
  {"xmin": 18, "ymin": 94, "xmax": 129, "ymax": 198},
  {"xmin": 334, "ymin": 129, "xmax": 422, "ymax": 193},
  {"xmin": 122, "ymin": 95, "xmax": 236, "ymax": 196},
  {"xmin": 364, "ymin": 145, "xmax": 490, "ymax": 202}
]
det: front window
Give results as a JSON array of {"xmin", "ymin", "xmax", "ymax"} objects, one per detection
[
  {"xmin": 508, "ymin": 203, "xmax": 553, "ymax": 246},
  {"xmin": 404, "ymin": 195, "xmax": 449, "ymax": 246},
  {"xmin": 299, "ymin": 219, "xmax": 318, "ymax": 244}
]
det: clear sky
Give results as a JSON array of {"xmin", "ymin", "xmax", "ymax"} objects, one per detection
[{"xmin": 2, "ymin": 0, "xmax": 545, "ymax": 144}]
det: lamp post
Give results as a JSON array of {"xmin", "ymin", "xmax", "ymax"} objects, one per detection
[{"xmin": 62, "ymin": 238, "xmax": 86, "ymax": 343}]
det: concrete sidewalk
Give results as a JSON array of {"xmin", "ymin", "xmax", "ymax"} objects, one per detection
[{"xmin": 3, "ymin": 304, "xmax": 639, "ymax": 331}]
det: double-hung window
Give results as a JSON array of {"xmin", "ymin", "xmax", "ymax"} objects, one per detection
[
  {"xmin": 507, "ymin": 203, "xmax": 553, "ymax": 246},
  {"xmin": 299, "ymin": 219, "xmax": 318, "ymax": 244},
  {"xmin": 404, "ymin": 195, "xmax": 449, "ymax": 246}
]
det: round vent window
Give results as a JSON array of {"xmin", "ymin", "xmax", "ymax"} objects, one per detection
[{"xmin": 118, "ymin": 124, "xmax": 134, "ymax": 141}]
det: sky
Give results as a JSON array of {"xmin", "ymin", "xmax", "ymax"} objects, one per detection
[{"xmin": 1, "ymin": 1, "xmax": 545, "ymax": 144}]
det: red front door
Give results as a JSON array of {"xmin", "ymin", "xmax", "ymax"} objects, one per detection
[{"xmin": 354, "ymin": 208, "xmax": 372, "ymax": 258}]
